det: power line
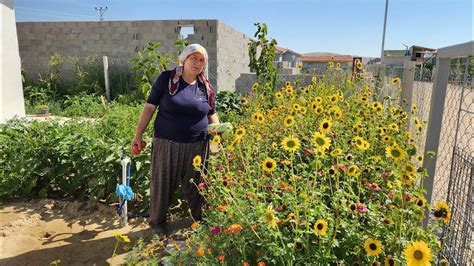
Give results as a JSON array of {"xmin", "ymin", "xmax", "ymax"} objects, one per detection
[{"xmin": 95, "ymin": 6, "xmax": 108, "ymax": 21}]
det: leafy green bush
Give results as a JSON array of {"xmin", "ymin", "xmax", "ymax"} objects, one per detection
[{"xmin": 1, "ymin": 104, "xmax": 154, "ymax": 214}]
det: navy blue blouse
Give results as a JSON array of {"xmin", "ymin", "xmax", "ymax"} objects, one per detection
[{"xmin": 146, "ymin": 70, "xmax": 215, "ymax": 143}]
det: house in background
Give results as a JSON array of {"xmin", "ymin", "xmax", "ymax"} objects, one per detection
[
  {"xmin": 370, "ymin": 45, "xmax": 436, "ymax": 67},
  {"xmin": 274, "ymin": 46, "xmax": 302, "ymax": 74},
  {"xmin": 300, "ymin": 53, "xmax": 353, "ymax": 73}
]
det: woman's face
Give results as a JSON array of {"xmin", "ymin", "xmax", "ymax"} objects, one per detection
[{"xmin": 184, "ymin": 52, "xmax": 206, "ymax": 76}]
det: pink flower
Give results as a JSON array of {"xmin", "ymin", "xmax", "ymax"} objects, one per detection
[
  {"xmin": 382, "ymin": 172, "xmax": 390, "ymax": 179},
  {"xmin": 356, "ymin": 203, "xmax": 368, "ymax": 213},
  {"xmin": 367, "ymin": 183, "xmax": 381, "ymax": 191},
  {"xmin": 198, "ymin": 182, "xmax": 207, "ymax": 189},
  {"xmin": 336, "ymin": 164, "xmax": 348, "ymax": 171},
  {"xmin": 388, "ymin": 192, "xmax": 394, "ymax": 198},
  {"xmin": 216, "ymin": 164, "xmax": 224, "ymax": 171},
  {"xmin": 210, "ymin": 226, "xmax": 222, "ymax": 236}
]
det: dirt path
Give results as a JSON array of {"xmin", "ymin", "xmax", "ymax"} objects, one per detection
[{"xmin": 0, "ymin": 199, "xmax": 165, "ymax": 265}]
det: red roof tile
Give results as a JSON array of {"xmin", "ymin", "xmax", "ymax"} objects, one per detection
[{"xmin": 301, "ymin": 55, "xmax": 353, "ymax": 63}]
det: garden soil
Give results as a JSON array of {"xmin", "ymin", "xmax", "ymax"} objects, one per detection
[{"xmin": 0, "ymin": 199, "xmax": 193, "ymax": 265}]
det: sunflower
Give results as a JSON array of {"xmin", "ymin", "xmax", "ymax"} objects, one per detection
[
  {"xmin": 330, "ymin": 148, "xmax": 342, "ymax": 157},
  {"xmin": 312, "ymin": 76, "xmax": 317, "ymax": 83},
  {"xmin": 234, "ymin": 127, "xmax": 246, "ymax": 140},
  {"xmin": 292, "ymin": 103, "xmax": 301, "ymax": 111},
  {"xmin": 403, "ymin": 162, "xmax": 416, "ymax": 175},
  {"xmin": 311, "ymin": 101, "xmax": 320, "ymax": 111},
  {"xmin": 299, "ymin": 107, "xmax": 307, "ymax": 115},
  {"xmin": 336, "ymin": 62, "xmax": 341, "ymax": 68},
  {"xmin": 386, "ymin": 144, "xmax": 406, "ymax": 161},
  {"xmin": 347, "ymin": 165, "xmax": 361, "ymax": 177},
  {"xmin": 274, "ymin": 91, "xmax": 283, "ymax": 99},
  {"xmin": 319, "ymin": 118, "xmax": 333, "ymax": 133},
  {"xmin": 433, "ymin": 202, "xmax": 451, "ymax": 224},
  {"xmin": 364, "ymin": 238, "xmax": 383, "ymax": 256},
  {"xmin": 392, "ymin": 77, "xmax": 401, "ymax": 85},
  {"xmin": 262, "ymin": 157, "xmax": 277, "ymax": 173},
  {"xmin": 285, "ymin": 86, "xmax": 294, "ymax": 95},
  {"xmin": 361, "ymin": 95, "xmax": 369, "ymax": 103},
  {"xmin": 416, "ymin": 155, "xmax": 424, "ymax": 163},
  {"xmin": 313, "ymin": 219, "xmax": 328, "ymax": 236},
  {"xmin": 400, "ymin": 173, "xmax": 414, "ymax": 186},
  {"xmin": 241, "ymin": 97, "xmax": 248, "ymax": 105},
  {"xmin": 312, "ymin": 131, "xmax": 331, "ymax": 151},
  {"xmin": 252, "ymin": 82, "xmax": 259, "ymax": 90},
  {"xmin": 271, "ymin": 142, "xmax": 278, "ymax": 149},
  {"xmin": 285, "ymin": 81, "xmax": 290, "ymax": 87},
  {"xmin": 356, "ymin": 61, "xmax": 363, "ymax": 70},
  {"xmin": 262, "ymin": 206, "xmax": 277, "ymax": 228},
  {"xmin": 415, "ymin": 196, "xmax": 426, "ymax": 209},
  {"xmin": 388, "ymin": 123, "xmax": 399, "ymax": 131},
  {"xmin": 354, "ymin": 136, "xmax": 370, "ymax": 151},
  {"xmin": 284, "ymin": 116, "xmax": 295, "ymax": 127},
  {"xmin": 314, "ymin": 149, "xmax": 325, "ymax": 158},
  {"xmin": 384, "ymin": 255, "xmax": 399, "ymax": 266},
  {"xmin": 404, "ymin": 240, "xmax": 432, "ymax": 266},
  {"xmin": 327, "ymin": 61, "xmax": 334, "ymax": 68},
  {"xmin": 211, "ymin": 135, "xmax": 221, "ymax": 144},
  {"xmin": 315, "ymin": 106, "xmax": 324, "ymax": 114},
  {"xmin": 252, "ymin": 112, "xmax": 265, "ymax": 124},
  {"xmin": 281, "ymin": 135, "xmax": 301, "ymax": 153},
  {"xmin": 297, "ymin": 63, "xmax": 302, "ymax": 70},
  {"xmin": 315, "ymin": 97, "xmax": 323, "ymax": 104},
  {"xmin": 192, "ymin": 155, "xmax": 202, "ymax": 168}
]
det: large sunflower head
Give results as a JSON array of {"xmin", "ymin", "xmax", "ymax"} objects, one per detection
[
  {"xmin": 385, "ymin": 144, "xmax": 406, "ymax": 161},
  {"xmin": 319, "ymin": 118, "xmax": 333, "ymax": 133},
  {"xmin": 192, "ymin": 155, "xmax": 202, "ymax": 168},
  {"xmin": 262, "ymin": 206, "xmax": 277, "ymax": 228},
  {"xmin": 284, "ymin": 116, "xmax": 295, "ymax": 127},
  {"xmin": 404, "ymin": 240, "xmax": 432, "ymax": 265},
  {"xmin": 312, "ymin": 131, "xmax": 331, "ymax": 151},
  {"xmin": 261, "ymin": 157, "xmax": 277, "ymax": 173},
  {"xmin": 403, "ymin": 162, "xmax": 416, "ymax": 175},
  {"xmin": 275, "ymin": 91, "xmax": 283, "ymax": 99},
  {"xmin": 313, "ymin": 219, "xmax": 328, "ymax": 236},
  {"xmin": 384, "ymin": 255, "xmax": 399, "ymax": 266},
  {"xmin": 364, "ymin": 237, "xmax": 383, "ymax": 256},
  {"xmin": 234, "ymin": 127, "xmax": 246, "ymax": 139},
  {"xmin": 281, "ymin": 135, "xmax": 301, "ymax": 153},
  {"xmin": 434, "ymin": 202, "xmax": 451, "ymax": 224},
  {"xmin": 347, "ymin": 165, "xmax": 361, "ymax": 177}
]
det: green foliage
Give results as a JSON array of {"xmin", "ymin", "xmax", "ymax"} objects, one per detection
[
  {"xmin": 248, "ymin": 22, "xmax": 278, "ymax": 93},
  {"xmin": 130, "ymin": 40, "xmax": 188, "ymax": 100},
  {"xmin": 61, "ymin": 93, "xmax": 106, "ymax": 118},
  {"xmin": 1, "ymin": 104, "xmax": 153, "ymax": 214}
]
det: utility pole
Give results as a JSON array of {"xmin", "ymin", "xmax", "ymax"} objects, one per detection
[
  {"xmin": 95, "ymin": 6, "xmax": 108, "ymax": 21},
  {"xmin": 380, "ymin": 0, "xmax": 389, "ymax": 63}
]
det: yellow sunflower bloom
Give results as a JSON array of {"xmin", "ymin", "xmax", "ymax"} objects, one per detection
[
  {"xmin": 262, "ymin": 206, "xmax": 277, "ymax": 228},
  {"xmin": 313, "ymin": 219, "xmax": 328, "ymax": 236},
  {"xmin": 347, "ymin": 165, "xmax": 361, "ymax": 177},
  {"xmin": 403, "ymin": 162, "xmax": 416, "ymax": 175},
  {"xmin": 336, "ymin": 62, "xmax": 341, "ymax": 68},
  {"xmin": 297, "ymin": 63, "xmax": 302, "ymax": 70},
  {"xmin": 434, "ymin": 202, "xmax": 451, "ymax": 224},
  {"xmin": 192, "ymin": 155, "xmax": 202, "ymax": 168},
  {"xmin": 234, "ymin": 127, "xmax": 246, "ymax": 139},
  {"xmin": 330, "ymin": 148, "xmax": 343, "ymax": 157},
  {"xmin": 284, "ymin": 116, "xmax": 295, "ymax": 127},
  {"xmin": 285, "ymin": 86, "xmax": 294, "ymax": 95},
  {"xmin": 356, "ymin": 61, "xmax": 363, "ymax": 70},
  {"xmin": 252, "ymin": 82, "xmax": 259, "ymax": 90},
  {"xmin": 113, "ymin": 232, "xmax": 131, "ymax": 243},
  {"xmin": 386, "ymin": 144, "xmax": 406, "ymax": 161},
  {"xmin": 364, "ymin": 237, "xmax": 383, "ymax": 256},
  {"xmin": 312, "ymin": 76, "xmax": 317, "ymax": 83},
  {"xmin": 404, "ymin": 240, "xmax": 432, "ymax": 266},
  {"xmin": 392, "ymin": 77, "xmax": 401, "ymax": 85},
  {"xmin": 252, "ymin": 112, "xmax": 265, "ymax": 124},
  {"xmin": 285, "ymin": 81, "xmax": 290, "ymax": 87},
  {"xmin": 262, "ymin": 157, "xmax": 277, "ymax": 173},
  {"xmin": 315, "ymin": 96, "xmax": 323, "ymax": 104},
  {"xmin": 384, "ymin": 255, "xmax": 399, "ymax": 266},
  {"xmin": 281, "ymin": 135, "xmax": 301, "ymax": 153},
  {"xmin": 275, "ymin": 91, "xmax": 283, "ymax": 99},
  {"xmin": 241, "ymin": 97, "xmax": 248, "ymax": 105},
  {"xmin": 312, "ymin": 131, "xmax": 331, "ymax": 151},
  {"xmin": 319, "ymin": 118, "xmax": 333, "ymax": 133},
  {"xmin": 292, "ymin": 103, "xmax": 301, "ymax": 111}
]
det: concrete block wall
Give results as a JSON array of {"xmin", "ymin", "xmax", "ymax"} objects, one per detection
[
  {"xmin": 215, "ymin": 21, "xmax": 251, "ymax": 92},
  {"xmin": 16, "ymin": 19, "xmax": 222, "ymax": 89},
  {"xmin": 16, "ymin": 19, "xmax": 255, "ymax": 93}
]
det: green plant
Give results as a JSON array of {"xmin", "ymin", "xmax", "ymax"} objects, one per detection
[
  {"xmin": 248, "ymin": 22, "xmax": 278, "ymax": 94},
  {"xmin": 130, "ymin": 40, "xmax": 187, "ymax": 99}
]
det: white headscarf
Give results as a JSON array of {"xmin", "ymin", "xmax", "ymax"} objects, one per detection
[{"xmin": 178, "ymin": 43, "xmax": 209, "ymax": 77}]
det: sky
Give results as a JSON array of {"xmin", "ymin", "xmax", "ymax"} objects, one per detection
[{"xmin": 13, "ymin": 0, "xmax": 473, "ymax": 57}]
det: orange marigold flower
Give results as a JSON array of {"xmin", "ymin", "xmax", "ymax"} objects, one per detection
[
  {"xmin": 243, "ymin": 262, "xmax": 250, "ymax": 266},
  {"xmin": 258, "ymin": 262, "xmax": 266, "ymax": 266},
  {"xmin": 217, "ymin": 255, "xmax": 225, "ymax": 263},
  {"xmin": 191, "ymin": 221, "xmax": 200, "ymax": 229},
  {"xmin": 196, "ymin": 248, "xmax": 204, "ymax": 256},
  {"xmin": 226, "ymin": 223, "xmax": 243, "ymax": 234}
]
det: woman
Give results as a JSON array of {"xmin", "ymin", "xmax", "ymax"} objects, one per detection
[{"xmin": 131, "ymin": 44, "xmax": 219, "ymax": 233}]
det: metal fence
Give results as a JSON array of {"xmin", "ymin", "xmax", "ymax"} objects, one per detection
[{"xmin": 368, "ymin": 42, "xmax": 473, "ymax": 264}]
